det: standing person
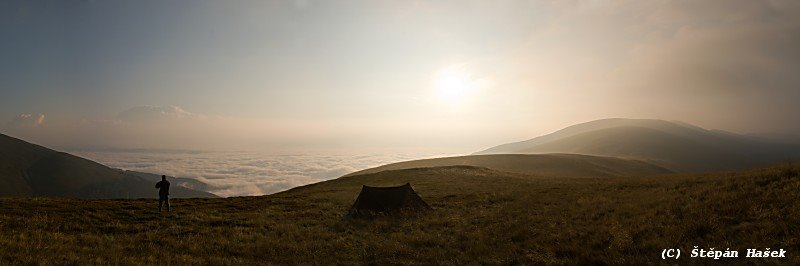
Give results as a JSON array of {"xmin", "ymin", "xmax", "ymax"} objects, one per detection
[{"xmin": 155, "ymin": 175, "xmax": 171, "ymax": 212}]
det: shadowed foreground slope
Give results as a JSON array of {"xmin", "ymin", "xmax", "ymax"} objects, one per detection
[
  {"xmin": 1, "ymin": 164, "xmax": 798, "ymax": 264},
  {"xmin": 0, "ymin": 133, "xmax": 215, "ymax": 198}
]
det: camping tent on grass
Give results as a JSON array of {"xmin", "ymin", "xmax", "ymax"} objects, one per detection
[{"xmin": 346, "ymin": 183, "xmax": 431, "ymax": 218}]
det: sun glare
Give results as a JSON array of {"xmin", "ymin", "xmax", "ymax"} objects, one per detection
[{"xmin": 434, "ymin": 67, "xmax": 477, "ymax": 105}]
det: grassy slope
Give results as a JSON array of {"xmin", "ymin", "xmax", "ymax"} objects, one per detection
[
  {"xmin": 346, "ymin": 153, "xmax": 672, "ymax": 178},
  {"xmin": 0, "ymin": 134, "xmax": 129, "ymax": 196},
  {"xmin": 475, "ymin": 118, "xmax": 703, "ymax": 154},
  {"xmin": 1, "ymin": 164, "xmax": 799, "ymax": 264},
  {"xmin": 521, "ymin": 126, "xmax": 740, "ymax": 172},
  {"xmin": 0, "ymin": 133, "xmax": 58, "ymax": 195}
]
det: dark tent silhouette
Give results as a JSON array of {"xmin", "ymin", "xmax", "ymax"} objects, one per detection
[{"xmin": 346, "ymin": 183, "xmax": 431, "ymax": 218}]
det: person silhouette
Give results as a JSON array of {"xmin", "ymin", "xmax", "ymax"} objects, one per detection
[{"xmin": 155, "ymin": 175, "xmax": 171, "ymax": 212}]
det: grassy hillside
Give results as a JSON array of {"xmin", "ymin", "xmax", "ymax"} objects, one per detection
[
  {"xmin": 346, "ymin": 153, "xmax": 672, "ymax": 177},
  {"xmin": 476, "ymin": 118, "xmax": 705, "ymax": 154},
  {"xmin": 521, "ymin": 126, "xmax": 748, "ymax": 172},
  {"xmin": 1, "ymin": 163, "xmax": 798, "ymax": 264},
  {"xmin": 0, "ymin": 133, "xmax": 60, "ymax": 195},
  {"xmin": 0, "ymin": 133, "xmax": 216, "ymax": 198},
  {"xmin": 476, "ymin": 118, "xmax": 800, "ymax": 172}
]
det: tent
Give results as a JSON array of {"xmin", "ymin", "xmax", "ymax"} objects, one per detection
[{"xmin": 346, "ymin": 183, "xmax": 431, "ymax": 218}]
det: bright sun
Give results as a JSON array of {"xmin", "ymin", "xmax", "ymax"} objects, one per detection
[{"xmin": 434, "ymin": 68, "xmax": 476, "ymax": 105}]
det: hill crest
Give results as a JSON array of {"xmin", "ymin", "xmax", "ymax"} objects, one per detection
[
  {"xmin": 475, "ymin": 119, "xmax": 800, "ymax": 172},
  {"xmin": 345, "ymin": 153, "xmax": 671, "ymax": 178}
]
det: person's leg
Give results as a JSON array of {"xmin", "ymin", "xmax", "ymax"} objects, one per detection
[
  {"xmin": 158, "ymin": 197, "xmax": 164, "ymax": 212},
  {"xmin": 166, "ymin": 196, "xmax": 171, "ymax": 212}
]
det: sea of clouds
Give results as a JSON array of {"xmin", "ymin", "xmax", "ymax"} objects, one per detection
[{"xmin": 71, "ymin": 150, "xmax": 458, "ymax": 197}]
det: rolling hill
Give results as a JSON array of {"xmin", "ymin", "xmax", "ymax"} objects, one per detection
[
  {"xmin": 0, "ymin": 133, "xmax": 216, "ymax": 198},
  {"xmin": 345, "ymin": 153, "xmax": 671, "ymax": 178},
  {"xmin": 1, "ymin": 162, "xmax": 798, "ymax": 264},
  {"xmin": 475, "ymin": 118, "xmax": 800, "ymax": 172}
]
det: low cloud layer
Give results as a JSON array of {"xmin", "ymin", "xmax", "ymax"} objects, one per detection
[
  {"xmin": 7, "ymin": 114, "xmax": 45, "ymax": 128},
  {"xmin": 72, "ymin": 150, "xmax": 456, "ymax": 197}
]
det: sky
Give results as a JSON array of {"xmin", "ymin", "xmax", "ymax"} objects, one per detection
[{"xmin": 2, "ymin": 0, "xmax": 800, "ymax": 153}]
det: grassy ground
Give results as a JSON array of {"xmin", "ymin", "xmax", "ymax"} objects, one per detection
[{"xmin": 1, "ymin": 164, "xmax": 799, "ymax": 264}]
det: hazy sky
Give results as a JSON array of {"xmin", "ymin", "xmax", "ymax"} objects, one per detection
[{"xmin": 2, "ymin": 0, "xmax": 800, "ymax": 152}]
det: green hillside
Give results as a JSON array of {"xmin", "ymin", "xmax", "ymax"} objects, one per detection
[
  {"xmin": 1, "ymin": 163, "xmax": 797, "ymax": 264},
  {"xmin": 346, "ymin": 153, "xmax": 672, "ymax": 177}
]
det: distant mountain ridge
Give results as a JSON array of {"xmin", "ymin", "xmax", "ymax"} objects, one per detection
[
  {"xmin": 0, "ymin": 133, "xmax": 216, "ymax": 198},
  {"xmin": 475, "ymin": 118, "xmax": 800, "ymax": 172}
]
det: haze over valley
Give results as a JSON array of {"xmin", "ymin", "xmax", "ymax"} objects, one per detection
[
  {"xmin": 2, "ymin": 0, "xmax": 800, "ymax": 264},
  {"xmin": 3, "ymin": 117, "xmax": 799, "ymax": 198},
  {"xmin": 70, "ymin": 149, "xmax": 457, "ymax": 197}
]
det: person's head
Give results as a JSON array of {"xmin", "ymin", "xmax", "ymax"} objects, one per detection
[{"xmin": 161, "ymin": 175, "xmax": 166, "ymax": 181}]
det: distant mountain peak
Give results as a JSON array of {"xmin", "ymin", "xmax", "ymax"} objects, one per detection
[{"xmin": 475, "ymin": 118, "xmax": 800, "ymax": 172}]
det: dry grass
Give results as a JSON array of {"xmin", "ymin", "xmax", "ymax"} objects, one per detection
[{"xmin": 1, "ymin": 164, "xmax": 799, "ymax": 264}]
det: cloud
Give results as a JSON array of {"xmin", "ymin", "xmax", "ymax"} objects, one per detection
[
  {"xmin": 116, "ymin": 106, "xmax": 197, "ymax": 123},
  {"xmin": 7, "ymin": 113, "xmax": 45, "ymax": 128},
  {"xmin": 484, "ymin": 0, "xmax": 800, "ymax": 133},
  {"xmin": 71, "ymin": 150, "xmax": 456, "ymax": 197},
  {"xmin": 622, "ymin": 0, "xmax": 800, "ymax": 95}
]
